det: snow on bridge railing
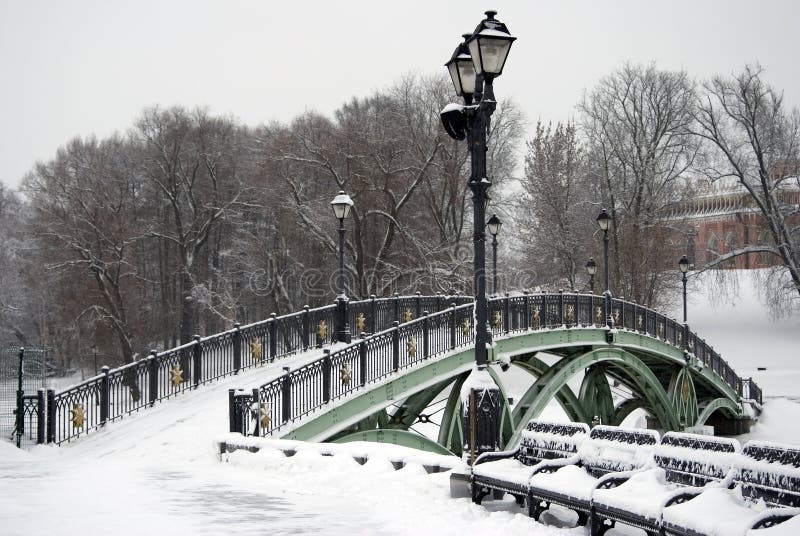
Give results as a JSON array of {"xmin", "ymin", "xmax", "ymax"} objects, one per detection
[
  {"xmin": 231, "ymin": 291, "xmax": 762, "ymax": 439},
  {"xmin": 31, "ymin": 294, "xmax": 467, "ymax": 445}
]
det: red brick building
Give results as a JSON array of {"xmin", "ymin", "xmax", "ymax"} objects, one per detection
[{"xmin": 669, "ymin": 181, "xmax": 800, "ymax": 270}]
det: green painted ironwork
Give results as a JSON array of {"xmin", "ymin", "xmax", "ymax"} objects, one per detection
[
  {"xmin": 331, "ymin": 429, "xmax": 455, "ymax": 455},
  {"xmin": 579, "ymin": 364, "xmax": 615, "ymax": 426},
  {"xmin": 696, "ymin": 397, "xmax": 742, "ymax": 426},
  {"xmin": 611, "ymin": 397, "xmax": 650, "ymax": 426},
  {"xmin": 437, "ymin": 372, "xmax": 467, "ymax": 456},
  {"xmin": 511, "ymin": 355, "xmax": 588, "ymax": 425},
  {"xmin": 669, "ymin": 366, "xmax": 699, "ymax": 429}
]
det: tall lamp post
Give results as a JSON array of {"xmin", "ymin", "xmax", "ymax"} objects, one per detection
[
  {"xmin": 442, "ymin": 10, "xmax": 515, "ymax": 368},
  {"xmin": 331, "ymin": 191, "xmax": 354, "ymax": 344},
  {"xmin": 442, "ymin": 11, "xmax": 515, "ymax": 464},
  {"xmin": 679, "ymin": 255, "xmax": 690, "ymax": 358},
  {"xmin": 586, "ymin": 258, "xmax": 597, "ymax": 294},
  {"xmin": 487, "ymin": 214, "xmax": 502, "ymax": 295},
  {"xmin": 596, "ymin": 209, "xmax": 612, "ymax": 326}
]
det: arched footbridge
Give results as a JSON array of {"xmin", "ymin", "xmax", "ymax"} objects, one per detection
[
  {"xmin": 228, "ymin": 293, "xmax": 762, "ymax": 456},
  {"xmin": 19, "ymin": 293, "xmax": 761, "ymax": 453}
]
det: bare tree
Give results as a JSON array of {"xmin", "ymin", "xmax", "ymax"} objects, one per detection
[
  {"xmin": 580, "ymin": 63, "xmax": 698, "ymax": 307},
  {"xmin": 693, "ymin": 65, "xmax": 800, "ymax": 308}
]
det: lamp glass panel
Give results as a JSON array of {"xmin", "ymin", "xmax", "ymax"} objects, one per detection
[
  {"xmin": 477, "ymin": 37, "xmax": 511, "ymax": 74},
  {"xmin": 447, "ymin": 62, "xmax": 463, "ymax": 96}
]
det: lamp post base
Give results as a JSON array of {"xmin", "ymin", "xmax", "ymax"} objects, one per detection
[{"xmin": 335, "ymin": 296, "xmax": 351, "ymax": 344}]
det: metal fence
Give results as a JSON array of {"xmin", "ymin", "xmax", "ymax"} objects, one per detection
[
  {"xmin": 27, "ymin": 294, "xmax": 464, "ymax": 445},
  {"xmin": 230, "ymin": 292, "xmax": 762, "ymax": 439},
  {"xmin": 1, "ymin": 347, "xmax": 48, "ymax": 448}
]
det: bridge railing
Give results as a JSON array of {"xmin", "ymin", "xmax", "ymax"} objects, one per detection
[
  {"xmin": 34, "ymin": 294, "xmax": 466, "ymax": 445},
  {"xmin": 230, "ymin": 291, "xmax": 762, "ymax": 439}
]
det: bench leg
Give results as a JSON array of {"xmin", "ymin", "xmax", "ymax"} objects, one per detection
[
  {"xmin": 576, "ymin": 511, "xmax": 589, "ymax": 527},
  {"xmin": 528, "ymin": 500, "xmax": 548, "ymax": 521},
  {"xmin": 471, "ymin": 484, "xmax": 489, "ymax": 505},
  {"xmin": 590, "ymin": 508, "xmax": 614, "ymax": 536}
]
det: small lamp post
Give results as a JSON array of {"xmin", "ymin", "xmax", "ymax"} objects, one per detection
[
  {"xmin": 586, "ymin": 258, "xmax": 597, "ymax": 294},
  {"xmin": 487, "ymin": 214, "xmax": 502, "ymax": 295},
  {"xmin": 596, "ymin": 209, "xmax": 612, "ymax": 326},
  {"xmin": 331, "ymin": 191, "xmax": 354, "ymax": 344},
  {"xmin": 679, "ymin": 255, "xmax": 690, "ymax": 358}
]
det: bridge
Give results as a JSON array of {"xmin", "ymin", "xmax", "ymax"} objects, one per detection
[{"xmin": 14, "ymin": 292, "xmax": 762, "ymax": 455}]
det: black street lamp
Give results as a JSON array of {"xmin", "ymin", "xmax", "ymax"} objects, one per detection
[
  {"xmin": 487, "ymin": 214, "xmax": 502, "ymax": 295},
  {"xmin": 442, "ymin": 11, "xmax": 515, "ymax": 465},
  {"xmin": 596, "ymin": 209, "xmax": 612, "ymax": 326},
  {"xmin": 442, "ymin": 10, "xmax": 515, "ymax": 368},
  {"xmin": 331, "ymin": 191, "xmax": 354, "ymax": 344},
  {"xmin": 679, "ymin": 255, "xmax": 690, "ymax": 357},
  {"xmin": 586, "ymin": 258, "xmax": 597, "ymax": 294}
]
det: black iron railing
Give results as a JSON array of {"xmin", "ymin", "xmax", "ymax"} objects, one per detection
[
  {"xmin": 19, "ymin": 291, "xmax": 760, "ymax": 446},
  {"xmin": 34, "ymin": 294, "xmax": 469, "ymax": 445},
  {"xmin": 230, "ymin": 292, "xmax": 762, "ymax": 439}
]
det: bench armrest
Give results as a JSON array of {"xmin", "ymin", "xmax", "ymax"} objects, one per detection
[
  {"xmin": 473, "ymin": 447, "xmax": 519, "ymax": 466},
  {"xmin": 749, "ymin": 507, "xmax": 800, "ymax": 530},
  {"xmin": 530, "ymin": 453, "xmax": 581, "ymax": 476},
  {"xmin": 593, "ymin": 464, "xmax": 654, "ymax": 491}
]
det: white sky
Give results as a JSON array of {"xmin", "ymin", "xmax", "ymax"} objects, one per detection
[{"xmin": 1, "ymin": 0, "xmax": 798, "ymax": 189}]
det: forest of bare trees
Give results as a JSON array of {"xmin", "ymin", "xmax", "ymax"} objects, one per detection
[{"xmin": 1, "ymin": 65, "xmax": 798, "ymax": 371}]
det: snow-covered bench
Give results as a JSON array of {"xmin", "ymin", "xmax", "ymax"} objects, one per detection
[
  {"xmin": 662, "ymin": 440, "xmax": 800, "ymax": 536},
  {"xmin": 527, "ymin": 425, "xmax": 659, "ymax": 528},
  {"xmin": 591, "ymin": 431, "xmax": 740, "ymax": 536},
  {"xmin": 471, "ymin": 420, "xmax": 590, "ymax": 507}
]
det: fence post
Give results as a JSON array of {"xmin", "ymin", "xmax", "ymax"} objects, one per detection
[
  {"xmin": 193, "ymin": 335, "xmax": 202, "ymax": 387},
  {"xmin": 558, "ymin": 289, "xmax": 565, "ymax": 325},
  {"xmin": 148, "ymin": 350, "xmax": 158, "ymax": 405},
  {"xmin": 302, "ymin": 306, "xmax": 310, "ymax": 350},
  {"xmin": 393, "ymin": 293, "xmax": 400, "ymax": 323},
  {"xmin": 450, "ymin": 303, "xmax": 457, "ymax": 349},
  {"xmin": 392, "ymin": 321, "xmax": 400, "ymax": 372},
  {"xmin": 503, "ymin": 294, "xmax": 510, "ymax": 333},
  {"xmin": 269, "ymin": 313, "xmax": 278, "ymax": 360},
  {"xmin": 233, "ymin": 323, "xmax": 242, "ymax": 373},
  {"xmin": 422, "ymin": 311, "xmax": 430, "ymax": 358},
  {"xmin": 228, "ymin": 389, "xmax": 238, "ymax": 433},
  {"xmin": 281, "ymin": 371, "xmax": 291, "ymax": 424},
  {"xmin": 415, "ymin": 291, "xmax": 422, "ymax": 318},
  {"xmin": 359, "ymin": 339, "xmax": 367, "ymax": 386},
  {"xmin": 46, "ymin": 389, "xmax": 56, "ymax": 444},
  {"xmin": 36, "ymin": 389, "xmax": 45, "ymax": 444},
  {"xmin": 322, "ymin": 349, "xmax": 331, "ymax": 403},
  {"xmin": 100, "ymin": 366, "xmax": 110, "ymax": 425},
  {"xmin": 369, "ymin": 295, "xmax": 377, "ymax": 333},
  {"xmin": 252, "ymin": 388, "xmax": 261, "ymax": 437},
  {"xmin": 15, "ymin": 347, "xmax": 23, "ymax": 448},
  {"xmin": 523, "ymin": 291, "xmax": 530, "ymax": 330}
]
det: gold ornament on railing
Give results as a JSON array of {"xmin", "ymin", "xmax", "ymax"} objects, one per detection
[
  {"xmin": 681, "ymin": 376, "xmax": 691, "ymax": 402},
  {"xmin": 317, "ymin": 320, "xmax": 327, "ymax": 341},
  {"xmin": 259, "ymin": 403, "xmax": 270, "ymax": 429},
  {"xmin": 250, "ymin": 339, "xmax": 262, "ymax": 361},
  {"xmin": 340, "ymin": 364, "xmax": 351, "ymax": 386},
  {"xmin": 169, "ymin": 365, "xmax": 183, "ymax": 386},
  {"xmin": 657, "ymin": 323, "xmax": 664, "ymax": 339},
  {"xmin": 532, "ymin": 309, "xmax": 540, "ymax": 329},
  {"xmin": 565, "ymin": 305, "xmax": 574, "ymax": 323},
  {"xmin": 407, "ymin": 336, "xmax": 417, "ymax": 358},
  {"xmin": 613, "ymin": 309, "xmax": 620, "ymax": 326},
  {"xmin": 677, "ymin": 331, "xmax": 683, "ymax": 345},
  {"xmin": 70, "ymin": 403, "xmax": 85, "ymax": 428},
  {"xmin": 637, "ymin": 315, "xmax": 643, "ymax": 330},
  {"xmin": 595, "ymin": 306, "xmax": 603, "ymax": 323},
  {"xmin": 491, "ymin": 310, "xmax": 501, "ymax": 329},
  {"xmin": 461, "ymin": 317, "xmax": 470, "ymax": 337},
  {"xmin": 404, "ymin": 309, "xmax": 413, "ymax": 323},
  {"xmin": 356, "ymin": 313, "xmax": 366, "ymax": 334}
]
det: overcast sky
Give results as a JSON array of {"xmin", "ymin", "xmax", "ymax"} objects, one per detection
[{"xmin": 1, "ymin": 0, "xmax": 798, "ymax": 189}]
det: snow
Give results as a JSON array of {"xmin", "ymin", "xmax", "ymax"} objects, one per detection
[
  {"xmin": 1, "ymin": 269, "xmax": 799, "ymax": 534},
  {"xmin": 529, "ymin": 463, "xmax": 598, "ymax": 499}
]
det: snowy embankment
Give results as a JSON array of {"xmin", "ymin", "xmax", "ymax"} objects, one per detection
[{"xmin": 0, "ymin": 269, "xmax": 797, "ymax": 535}]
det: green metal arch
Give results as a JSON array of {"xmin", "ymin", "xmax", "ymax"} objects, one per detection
[
  {"xmin": 611, "ymin": 397, "xmax": 650, "ymax": 426},
  {"xmin": 508, "ymin": 347, "xmax": 680, "ymax": 447},
  {"xmin": 437, "ymin": 372, "xmax": 468, "ymax": 455},
  {"xmin": 331, "ymin": 429, "xmax": 455, "ymax": 456},
  {"xmin": 668, "ymin": 367, "xmax": 698, "ymax": 428},
  {"xmin": 696, "ymin": 397, "xmax": 743, "ymax": 427},
  {"xmin": 512, "ymin": 356, "xmax": 588, "ymax": 425},
  {"xmin": 579, "ymin": 364, "xmax": 615, "ymax": 426}
]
